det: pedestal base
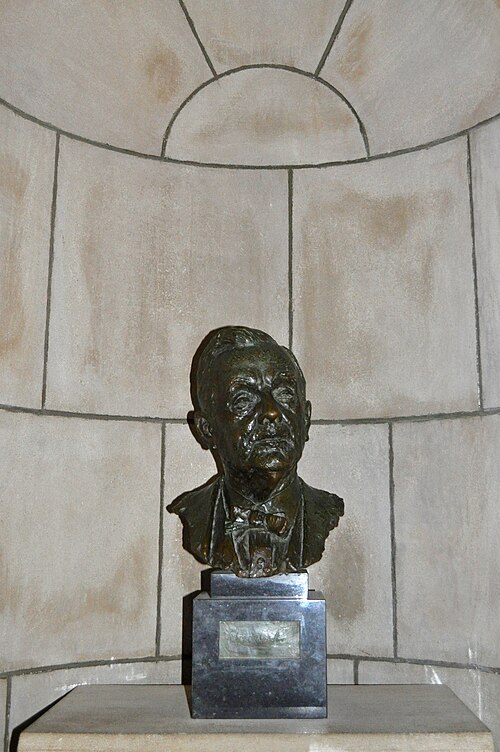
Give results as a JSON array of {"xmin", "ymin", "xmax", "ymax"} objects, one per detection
[{"xmin": 191, "ymin": 571, "xmax": 326, "ymax": 718}]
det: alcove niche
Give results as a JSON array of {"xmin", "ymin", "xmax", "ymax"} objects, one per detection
[{"xmin": 0, "ymin": 1, "xmax": 499, "ymax": 750}]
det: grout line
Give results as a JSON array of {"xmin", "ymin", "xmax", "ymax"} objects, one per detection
[
  {"xmin": 164, "ymin": 155, "xmax": 370, "ymax": 170},
  {"xmin": 1, "ymin": 402, "xmax": 500, "ymax": 427},
  {"xmin": 3, "ymin": 677, "xmax": 11, "ymax": 752},
  {"xmin": 177, "ymin": 0, "xmax": 218, "ymax": 78},
  {"xmin": 160, "ymin": 72, "xmax": 218, "ymax": 156},
  {"xmin": 1, "ymin": 94, "xmax": 499, "ymax": 168},
  {"xmin": 353, "ymin": 659, "xmax": 359, "ymax": 685},
  {"xmin": 467, "ymin": 134, "xmax": 484, "ymax": 410},
  {"xmin": 41, "ymin": 133, "xmax": 60, "ymax": 409},
  {"xmin": 288, "ymin": 169, "xmax": 294, "ymax": 351},
  {"xmin": 0, "ymin": 97, "xmax": 166, "ymax": 160},
  {"xmin": 0, "ymin": 94, "xmax": 498, "ymax": 171},
  {"xmin": 2, "ymin": 654, "xmax": 499, "ymax": 681},
  {"xmin": 325, "ymin": 655, "xmax": 500, "ymax": 675},
  {"xmin": 358, "ymin": 120, "xmax": 370, "ymax": 158},
  {"xmin": 0, "ymin": 656, "xmax": 182, "ymax": 681},
  {"xmin": 0, "ymin": 403, "xmax": 187, "ymax": 424},
  {"xmin": 388, "ymin": 424, "xmax": 398, "ymax": 657},
  {"xmin": 155, "ymin": 423, "xmax": 166, "ymax": 657},
  {"xmin": 315, "ymin": 0, "xmax": 355, "ymax": 78},
  {"xmin": 310, "ymin": 406, "xmax": 500, "ymax": 426}
]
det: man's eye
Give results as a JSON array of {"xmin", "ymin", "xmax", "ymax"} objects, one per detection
[
  {"xmin": 230, "ymin": 392, "xmax": 257, "ymax": 413},
  {"xmin": 273, "ymin": 387, "xmax": 296, "ymax": 404}
]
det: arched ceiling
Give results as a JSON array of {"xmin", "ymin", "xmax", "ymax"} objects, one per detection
[{"xmin": 0, "ymin": 0, "xmax": 499, "ymax": 162}]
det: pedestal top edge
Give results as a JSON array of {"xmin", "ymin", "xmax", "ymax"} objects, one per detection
[{"xmin": 209, "ymin": 570, "xmax": 309, "ymax": 598}]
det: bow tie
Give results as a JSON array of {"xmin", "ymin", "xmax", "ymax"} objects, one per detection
[{"xmin": 226, "ymin": 506, "xmax": 290, "ymax": 536}]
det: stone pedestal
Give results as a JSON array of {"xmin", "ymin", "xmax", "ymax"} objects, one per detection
[
  {"xmin": 191, "ymin": 570, "xmax": 326, "ymax": 718},
  {"xmin": 18, "ymin": 685, "xmax": 494, "ymax": 751}
]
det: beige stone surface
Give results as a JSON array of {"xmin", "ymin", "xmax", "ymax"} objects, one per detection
[
  {"xmin": 0, "ymin": 1, "xmax": 210, "ymax": 155},
  {"xmin": 161, "ymin": 423, "xmax": 218, "ymax": 655},
  {"xmin": 0, "ymin": 678, "xmax": 7, "ymax": 748},
  {"xmin": 393, "ymin": 415, "xmax": 500, "ymax": 667},
  {"xmin": 470, "ymin": 118, "xmax": 500, "ymax": 408},
  {"xmin": 0, "ymin": 106, "xmax": 55, "ymax": 407},
  {"xmin": 359, "ymin": 661, "xmax": 500, "ymax": 752},
  {"xmin": 185, "ymin": 0, "xmax": 346, "ymax": 73},
  {"xmin": 45, "ymin": 138, "xmax": 288, "ymax": 419},
  {"xmin": 9, "ymin": 661, "xmax": 181, "ymax": 738},
  {"xmin": 0, "ymin": 411, "xmax": 161, "ymax": 671},
  {"xmin": 17, "ymin": 685, "xmax": 493, "ymax": 751},
  {"xmin": 321, "ymin": 0, "xmax": 500, "ymax": 154},
  {"xmin": 327, "ymin": 658, "xmax": 354, "ymax": 684},
  {"xmin": 165, "ymin": 67, "xmax": 367, "ymax": 166},
  {"xmin": 302, "ymin": 424, "xmax": 393, "ymax": 658},
  {"xmin": 293, "ymin": 139, "xmax": 478, "ymax": 420}
]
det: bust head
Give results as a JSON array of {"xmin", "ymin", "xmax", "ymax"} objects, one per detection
[
  {"xmin": 169, "ymin": 326, "xmax": 343, "ymax": 577},
  {"xmin": 193, "ymin": 326, "xmax": 311, "ymax": 499}
]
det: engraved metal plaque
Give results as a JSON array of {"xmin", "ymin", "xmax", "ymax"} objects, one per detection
[{"xmin": 219, "ymin": 620, "xmax": 300, "ymax": 660}]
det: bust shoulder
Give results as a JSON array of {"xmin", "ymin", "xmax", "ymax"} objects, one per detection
[
  {"xmin": 302, "ymin": 480, "xmax": 344, "ymax": 523},
  {"xmin": 167, "ymin": 476, "xmax": 220, "ymax": 518},
  {"xmin": 167, "ymin": 476, "xmax": 221, "ymax": 563},
  {"xmin": 300, "ymin": 479, "xmax": 344, "ymax": 567}
]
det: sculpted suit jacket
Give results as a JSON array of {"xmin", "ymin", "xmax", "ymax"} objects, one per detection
[{"xmin": 168, "ymin": 476, "xmax": 344, "ymax": 570}]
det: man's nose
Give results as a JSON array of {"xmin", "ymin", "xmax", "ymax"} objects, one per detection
[{"xmin": 259, "ymin": 391, "xmax": 281, "ymax": 424}]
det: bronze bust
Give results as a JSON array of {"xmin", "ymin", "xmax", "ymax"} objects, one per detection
[{"xmin": 168, "ymin": 326, "xmax": 343, "ymax": 577}]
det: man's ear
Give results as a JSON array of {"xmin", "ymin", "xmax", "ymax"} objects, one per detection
[
  {"xmin": 194, "ymin": 411, "xmax": 216, "ymax": 449},
  {"xmin": 304, "ymin": 400, "xmax": 312, "ymax": 441}
]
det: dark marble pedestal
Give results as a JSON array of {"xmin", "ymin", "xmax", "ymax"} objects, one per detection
[{"xmin": 191, "ymin": 570, "xmax": 327, "ymax": 719}]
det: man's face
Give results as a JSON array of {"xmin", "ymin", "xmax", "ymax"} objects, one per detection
[{"xmin": 201, "ymin": 344, "xmax": 311, "ymax": 478}]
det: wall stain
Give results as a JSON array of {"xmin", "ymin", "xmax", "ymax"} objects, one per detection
[
  {"xmin": 369, "ymin": 195, "xmax": 417, "ymax": 245},
  {"xmin": 192, "ymin": 88, "xmax": 358, "ymax": 149},
  {"xmin": 0, "ymin": 236, "xmax": 25, "ymax": 356},
  {"xmin": 298, "ymin": 180, "xmax": 455, "ymax": 397},
  {"xmin": 244, "ymin": 103, "xmax": 355, "ymax": 139},
  {"xmin": 0, "ymin": 153, "xmax": 29, "ymax": 202},
  {"xmin": 210, "ymin": 39, "xmax": 249, "ymax": 69},
  {"xmin": 4, "ymin": 536, "xmax": 152, "ymax": 630},
  {"xmin": 80, "ymin": 181, "xmax": 107, "ymax": 372},
  {"xmin": 328, "ymin": 521, "xmax": 366, "ymax": 623},
  {"xmin": 0, "ymin": 154, "xmax": 28, "ymax": 356},
  {"xmin": 338, "ymin": 15, "xmax": 373, "ymax": 84},
  {"xmin": 402, "ymin": 241, "xmax": 434, "ymax": 311},
  {"xmin": 145, "ymin": 46, "xmax": 181, "ymax": 104}
]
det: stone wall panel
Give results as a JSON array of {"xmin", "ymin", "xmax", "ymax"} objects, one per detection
[
  {"xmin": 0, "ymin": 108, "xmax": 55, "ymax": 407},
  {"xmin": 293, "ymin": 139, "xmax": 477, "ymax": 419},
  {"xmin": 46, "ymin": 139, "xmax": 288, "ymax": 419},
  {"xmin": 394, "ymin": 415, "xmax": 500, "ymax": 667},
  {"xmin": 0, "ymin": 412, "xmax": 161, "ymax": 671}
]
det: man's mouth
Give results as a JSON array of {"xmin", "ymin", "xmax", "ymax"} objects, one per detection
[
  {"xmin": 253, "ymin": 436, "xmax": 289, "ymax": 445},
  {"xmin": 249, "ymin": 435, "xmax": 294, "ymax": 453}
]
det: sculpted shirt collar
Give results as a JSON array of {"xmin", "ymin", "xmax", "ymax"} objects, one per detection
[
  {"xmin": 222, "ymin": 473, "xmax": 302, "ymax": 522},
  {"xmin": 208, "ymin": 474, "xmax": 305, "ymax": 571}
]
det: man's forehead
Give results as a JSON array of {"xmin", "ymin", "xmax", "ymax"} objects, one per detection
[{"xmin": 218, "ymin": 344, "xmax": 298, "ymax": 377}]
